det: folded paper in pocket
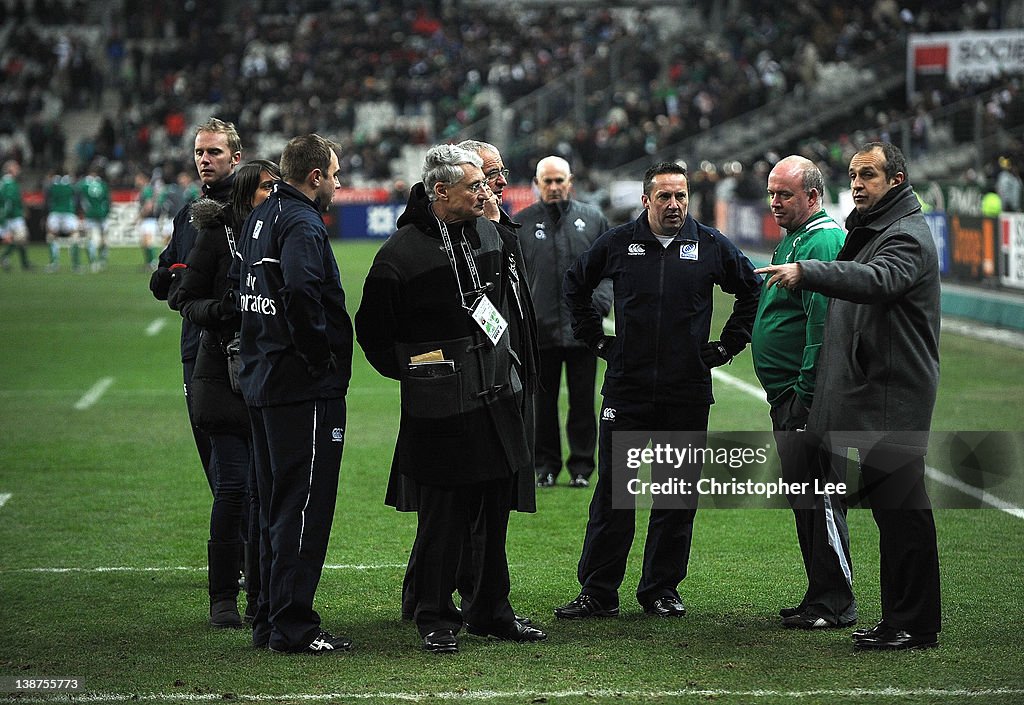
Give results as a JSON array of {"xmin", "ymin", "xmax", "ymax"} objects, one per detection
[{"xmin": 410, "ymin": 349, "xmax": 445, "ymax": 364}]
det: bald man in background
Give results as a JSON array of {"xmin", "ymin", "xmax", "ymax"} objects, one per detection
[{"xmin": 515, "ymin": 156, "xmax": 611, "ymax": 489}]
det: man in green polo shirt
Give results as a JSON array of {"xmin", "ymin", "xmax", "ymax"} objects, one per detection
[{"xmin": 751, "ymin": 155, "xmax": 854, "ymax": 630}]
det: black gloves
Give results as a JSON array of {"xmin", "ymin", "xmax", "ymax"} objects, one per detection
[
  {"xmin": 592, "ymin": 335, "xmax": 614, "ymax": 360},
  {"xmin": 150, "ymin": 263, "xmax": 188, "ymax": 303},
  {"xmin": 149, "ymin": 266, "xmax": 172, "ymax": 300},
  {"xmin": 219, "ymin": 288, "xmax": 238, "ymax": 319},
  {"xmin": 700, "ymin": 340, "xmax": 732, "ymax": 368}
]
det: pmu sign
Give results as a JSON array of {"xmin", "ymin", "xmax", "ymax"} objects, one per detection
[{"xmin": 949, "ymin": 214, "xmax": 997, "ymax": 282}]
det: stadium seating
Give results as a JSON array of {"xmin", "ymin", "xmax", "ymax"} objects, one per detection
[{"xmin": 1, "ymin": 0, "xmax": 1020, "ymax": 195}]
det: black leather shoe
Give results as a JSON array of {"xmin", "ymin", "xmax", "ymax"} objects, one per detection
[
  {"xmin": 537, "ymin": 472, "xmax": 556, "ymax": 488},
  {"xmin": 468, "ymin": 620, "xmax": 547, "ymax": 642},
  {"xmin": 852, "ymin": 620, "xmax": 890, "ymax": 641},
  {"xmin": 781, "ymin": 611, "xmax": 856, "ymax": 629},
  {"xmin": 644, "ymin": 596, "xmax": 687, "ymax": 617},
  {"xmin": 854, "ymin": 629, "xmax": 938, "ymax": 651},
  {"xmin": 554, "ymin": 593, "xmax": 619, "ymax": 619},
  {"xmin": 423, "ymin": 629, "xmax": 459, "ymax": 654},
  {"xmin": 779, "ymin": 604, "xmax": 804, "ymax": 619}
]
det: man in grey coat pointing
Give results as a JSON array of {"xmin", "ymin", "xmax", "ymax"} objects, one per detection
[{"xmin": 757, "ymin": 141, "xmax": 941, "ymax": 651}]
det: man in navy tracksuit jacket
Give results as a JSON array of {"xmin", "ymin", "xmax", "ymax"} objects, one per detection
[
  {"xmin": 234, "ymin": 135, "xmax": 354, "ymax": 654},
  {"xmin": 555, "ymin": 161, "xmax": 761, "ymax": 620}
]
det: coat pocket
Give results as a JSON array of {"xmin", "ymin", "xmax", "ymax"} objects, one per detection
[
  {"xmin": 401, "ymin": 366, "xmax": 465, "ymax": 437},
  {"xmin": 850, "ymin": 330, "xmax": 868, "ymax": 382}
]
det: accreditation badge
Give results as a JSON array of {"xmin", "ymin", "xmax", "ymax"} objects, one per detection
[
  {"xmin": 470, "ymin": 295, "xmax": 508, "ymax": 345},
  {"xmin": 680, "ymin": 240, "xmax": 699, "ymax": 260}
]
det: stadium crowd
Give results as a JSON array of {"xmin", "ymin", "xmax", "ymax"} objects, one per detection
[{"xmin": 2, "ymin": 0, "xmax": 1022, "ymax": 198}]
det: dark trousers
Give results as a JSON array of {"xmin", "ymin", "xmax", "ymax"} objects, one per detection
[
  {"xmin": 410, "ymin": 476, "xmax": 516, "ymax": 637},
  {"xmin": 208, "ymin": 432, "xmax": 250, "ymax": 544},
  {"xmin": 206, "ymin": 432, "xmax": 250, "ymax": 601},
  {"xmin": 401, "ymin": 521, "xmax": 474, "ymax": 619},
  {"xmin": 577, "ymin": 398, "xmax": 708, "ymax": 609},
  {"xmin": 536, "ymin": 347, "xmax": 598, "ymax": 480},
  {"xmin": 183, "ymin": 359, "xmax": 214, "ymax": 494},
  {"xmin": 245, "ymin": 454, "xmax": 261, "ymax": 611},
  {"xmin": 772, "ymin": 391, "xmax": 856, "ymax": 622},
  {"xmin": 857, "ymin": 446, "xmax": 941, "ymax": 633},
  {"xmin": 249, "ymin": 398, "xmax": 346, "ymax": 652}
]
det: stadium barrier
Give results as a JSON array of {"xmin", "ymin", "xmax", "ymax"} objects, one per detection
[{"xmin": 18, "ymin": 182, "xmax": 1024, "ymax": 300}]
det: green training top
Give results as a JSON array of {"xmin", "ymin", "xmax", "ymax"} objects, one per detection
[
  {"xmin": 78, "ymin": 176, "xmax": 111, "ymax": 219},
  {"xmin": 751, "ymin": 209, "xmax": 846, "ymax": 406},
  {"xmin": 47, "ymin": 176, "xmax": 77, "ymax": 215},
  {"xmin": 138, "ymin": 184, "xmax": 157, "ymax": 218},
  {"xmin": 0, "ymin": 174, "xmax": 24, "ymax": 220}
]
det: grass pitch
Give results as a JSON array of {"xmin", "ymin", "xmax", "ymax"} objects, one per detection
[{"xmin": 1, "ymin": 242, "xmax": 1023, "ymax": 704}]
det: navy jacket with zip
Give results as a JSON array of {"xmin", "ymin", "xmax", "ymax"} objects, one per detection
[
  {"xmin": 233, "ymin": 181, "xmax": 353, "ymax": 407},
  {"xmin": 155, "ymin": 173, "xmax": 236, "ymax": 363},
  {"xmin": 564, "ymin": 211, "xmax": 761, "ymax": 405}
]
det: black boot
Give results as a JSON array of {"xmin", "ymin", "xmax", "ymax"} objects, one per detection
[{"xmin": 208, "ymin": 541, "xmax": 243, "ymax": 628}]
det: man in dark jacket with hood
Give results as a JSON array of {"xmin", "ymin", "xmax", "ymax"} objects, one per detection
[
  {"xmin": 149, "ymin": 117, "xmax": 240, "ymax": 494},
  {"xmin": 356, "ymin": 144, "xmax": 546, "ymax": 654},
  {"xmin": 234, "ymin": 134, "xmax": 354, "ymax": 655},
  {"xmin": 757, "ymin": 142, "xmax": 941, "ymax": 651}
]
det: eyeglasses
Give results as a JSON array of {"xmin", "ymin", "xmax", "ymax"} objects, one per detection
[
  {"xmin": 466, "ymin": 180, "xmax": 488, "ymax": 194},
  {"xmin": 485, "ymin": 168, "xmax": 510, "ymax": 180}
]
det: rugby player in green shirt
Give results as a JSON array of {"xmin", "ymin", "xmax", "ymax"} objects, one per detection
[
  {"xmin": 45, "ymin": 172, "xmax": 82, "ymax": 272},
  {"xmin": 78, "ymin": 166, "xmax": 112, "ymax": 271},
  {"xmin": 0, "ymin": 160, "xmax": 31, "ymax": 270}
]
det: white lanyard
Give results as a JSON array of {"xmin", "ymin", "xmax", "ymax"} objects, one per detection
[
  {"xmin": 225, "ymin": 224, "xmax": 237, "ymax": 257},
  {"xmin": 436, "ymin": 215, "xmax": 508, "ymax": 345},
  {"xmin": 437, "ymin": 216, "xmax": 484, "ymax": 311}
]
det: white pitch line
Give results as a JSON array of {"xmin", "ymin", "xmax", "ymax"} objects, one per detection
[
  {"xmin": 711, "ymin": 368, "xmax": 771, "ymax": 403},
  {"xmin": 5, "ymin": 563, "xmax": 408, "ymax": 574},
  {"xmin": 713, "ymin": 369, "xmax": 1024, "ymax": 520},
  {"xmin": 924, "ymin": 467, "xmax": 1024, "ymax": 519},
  {"xmin": 74, "ymin": 377, "xmax": 115, "ymax": 410},
  {"xmin": 146, "ymin": 318, "xmax": 167, "ymax": 336},
  {"xmin": 0, "ymin": 492, "xmax": 10, "ymax": 509},
  {"xmin": 11, "ymin": 687, "xmax": 1024, "ymax": 703}
]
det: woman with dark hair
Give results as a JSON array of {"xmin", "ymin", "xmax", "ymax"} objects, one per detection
[{"xmin": 169, "ymin": 159, "xmax": 281, "ymax": 627}]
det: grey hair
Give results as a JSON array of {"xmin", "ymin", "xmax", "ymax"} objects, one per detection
[
  {"xmin": 423, "ymin": 144, "xmax": 483, "ymax": 202},
  {"xmin": 456, "ymin": 139, "xmax": 501, "ymax": 158}
]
